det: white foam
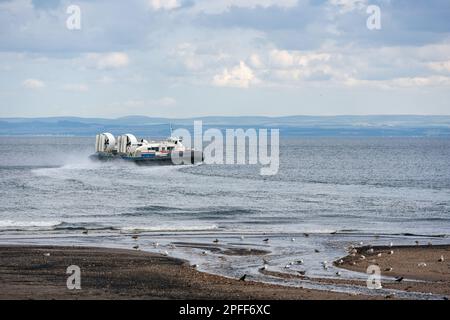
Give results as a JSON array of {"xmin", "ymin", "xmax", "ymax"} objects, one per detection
[
  {"xmin": 120, "ymin": 224, "xmax": 219, "ymax": 232},
  {"xmin": 0, "ymin": 220, "xmax": 61, "ymax": 228}
]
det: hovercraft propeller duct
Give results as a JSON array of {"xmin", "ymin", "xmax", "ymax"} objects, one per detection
[{"xmin": 95, "ymin": 133, "xmax": 116, "ymax": 153}]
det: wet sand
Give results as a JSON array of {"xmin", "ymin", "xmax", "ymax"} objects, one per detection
[
  {"xmin": 0, "ymin": 245, "xmax": 368, "ymax": 300},
  {"xmin": 1, "ymin": 244, "xmax": 449, "ymax": 300},
  {"xmin": 335, "ymin": 244, "xmax": 450, "ymax": 297}
]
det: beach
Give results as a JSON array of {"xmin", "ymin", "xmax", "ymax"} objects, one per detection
[
  {"xmin": 0, "ymin": 244, "xmax": 448, "ymax": 300},
  {"xmin": 336, "ymin": 244, "xmax": 450, "ymax": 297}
]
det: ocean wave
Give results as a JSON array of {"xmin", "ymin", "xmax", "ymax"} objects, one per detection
[
  {"xmin": 120, "ymin": 224, "xmax": 219, "ymax": 233},
  {"xmin": 0, "ymin": 220, "xmax": 61, "ymax": 229},
  {"xmin": 124, "ymin": 206, "xmax": 260, "ymax": 218},
  {"xmin": 0, "ymin": 220, "xmax": 118, "ymax": 232},
  {"xmin": 53, "ymin": 222, "xmax": 117, "ymax": 231}
]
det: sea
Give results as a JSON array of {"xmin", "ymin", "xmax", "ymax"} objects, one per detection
[{"xmin": 1, "ymin": 136, "xmax": 449, "ymax": 299}]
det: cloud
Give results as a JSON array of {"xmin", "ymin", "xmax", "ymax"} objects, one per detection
[
  {"xmin": 345, "ymin": 75, "xmax": 450, "ymax": 88},
  {"xmin": 62, "ymin": 83, "xmax": 89, "ymax": 92},
  {"xmin": 97, "ymin": 76, "xmax": 115, "ymax": 84},
  {"xmin": 327, "ymin": 0, "xmax": 368, "ymax": 13},
  {"xmin": 428, "ymin": 60, "xmax": 450, "ymax": 73},
  {"xmin": 22, "ymin": 78, "xmax": 45, "ymax": 89},
  {"xmin": 248, "ymin": 54, "xmax": 264, "ymax": 69},
  {"xmin": 85, "ymin": 52, "xmax": 130, "ymax": 70},
  {"xmin": 117, "ymin": 97, "xmax": 177, "ymax": 108},
  {"xmin": 149, "ymin": 0, "xmax": 180, "ymax": 11},
  {"xmin": 191, "ymin": 0, "xmax": 298, "ymax": 14},
  {"xmin": 213, "ymin": 61, "xmax": 257, "ymax": 88}
]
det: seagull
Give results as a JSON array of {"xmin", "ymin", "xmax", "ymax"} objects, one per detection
[
  {"xmin": 367, "ymin": 248, "xmax": 374, "ymax": 254},
  {"xmin": 389, "ymin": 242, "xmax": 393, "ymax": 248},
  {"xmin": 335, "ymin": 271, "xmax": 341, "ymax": 276},
  {"xmin": 239, "ymin": 274, "xmax": 247, "ymax": 281},
  {"xmin": 263, "ymin": 238, "xmax": 269, "ymax": 243},
  {"xmin": 389, "ymin": 250, "xmax": 394, "ymax": 255},
  {"xmin": 314, "ymin": 249, "xmax": 320, "ymax": 253},
  {"xmin": 285, "ymin": 264, "xmax": 291, "ymax": 269},
  {"xmin": 438, "ymin": 255, "xmax": 445, "ymax": 262},
  {"xmin": 296, "ymin": 259, "xmax": 304, "ymax": 265},
  {"xmin": 291, "ymin": 238, "xmax": 296, "ymax": 242},
  {"xmin": 82, "ymin": 230, "xmax": 88, "ymax": 235},
  {"xmin": 191, "ymin": 264, "xmax": 199, "ymax": 269},
  {"xmin": 259, "ymin": 265, "xmax": 267, "ymax": 271},
  {"xmin": 43, "ymin": 253, "xmax": 51, "ymax": 257},
  {"xmin": 395, "ymin": 277, "xmax": 404, "ymax": 282},
  {"xmin": 201, "ymin": 250, "xmax": 207, "ymax": 255},
  {"xmin": 377, "ymin": 253, "xmax": 382, "ymax": 257},
  {"xmin": 133, "ymin": 245, "xmax": 139, "ymax": 250},
  {"xmin": 360, "ymin": 255, "xmax": 366, "ymax": 260},
  {"xmin": 161, "ymin": 250, "xmax": 169, "ymax": 256},
  {"xmin": 298, "ymin": 271, "xmax": 306, "ymax": 276},
  {"xmin": 213, "ymin": 239, "xmax": 219, "ymax": 243},
  {"xmin": 303, "ymin": 233, "xmax": 310, "ymax": 237},
  {"xmin": 418, "ymin": 262, "xmax": 427, "ymax": 267},
  {"xmin": 359, "ymin": 242, "xmax": 364, "ymax": 246},
  {"xmin": 338, "ymin": 259, "xmax": 344, "ymax": 265},
  {"xmin": 153, "ymin": 242, "xmax": 159, "ymax": 248},
  {"xmin": 385, "ymin": 267, "xmax": 393, "ymax": 272}
]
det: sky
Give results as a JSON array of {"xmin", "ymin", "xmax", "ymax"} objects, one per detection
[{"xmin": 0, "ymin": 0, "xmax": 449, "ymax": 118}]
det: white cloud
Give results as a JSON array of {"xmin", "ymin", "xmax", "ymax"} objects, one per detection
[
  {"xmin": 149, "ymin": 0, "xmax": 180, "ymax": 11},
  {"xmin": 22, "ymin": 78, "xmax": 45, "ymax": 89},
  {"xmin": 248, "ymin": 54, "xmax": 264, "ymax": 69},
  {"xmin": 118, "ymin": 97, "xmax": 177, "ymax": 108},
  {"xmin": 269, "ymin": 49, "xmax": 331, "ymax": 68},
  {"xmin": 328, "ymin": 0, "xmax": 368, "ymax": 13},
  {"xmin": 269, "ymin": 50, "xmax": 295, "ymax": 67},
  {"xmin": 97, "ymin": 76, "xmax": 115, "ymax": 84},
  {"xmin": 345, "ymin": 76, "xmax": 450, "ymax": 88},
  {"xmin": 428, "ymin": 60, "xmax": 450, "ymax": 73},
  {"xmin": 62, "ymin": 84, "xmax": 89, "ymax": 92},
  {"xmin": 213, "ymin": 61, "xmax": 257, "ymax": 88},
  {"xmin": 85, "ymin": 52, "xmax": 130, "ymax": 70},
  {"xmin": 153, "ymin": 97, "xmax": 177, "ymax": 106},
  {"xmin": 192, "ymin": 0, "xmax": 298, "ymax": 14}
]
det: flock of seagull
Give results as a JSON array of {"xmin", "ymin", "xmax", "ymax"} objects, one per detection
[{"xmin": 75, "ymin": 230, "xmax": 446, "ymax": 286}]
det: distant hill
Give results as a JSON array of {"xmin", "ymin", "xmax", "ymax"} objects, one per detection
[{"xmin": 1, "ymin": 115, "xmax": 450, "ymax": 137}]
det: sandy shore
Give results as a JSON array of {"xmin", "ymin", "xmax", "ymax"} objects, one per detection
[
  {"xmin": 0, "ymin": 244, "xmax": 448, "ymax": 300},
  {"xmin": 0, "ymin": 245, "xmax": 368, "ymax": 300},
  {"xmin": 335, "ymin": 244, "xmax": 450, "ymax": 297}
]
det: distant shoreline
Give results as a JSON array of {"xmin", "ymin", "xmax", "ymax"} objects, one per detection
[{"xmin": 2, "ymin": 115, "xmax": 450, "ymax": 137}]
